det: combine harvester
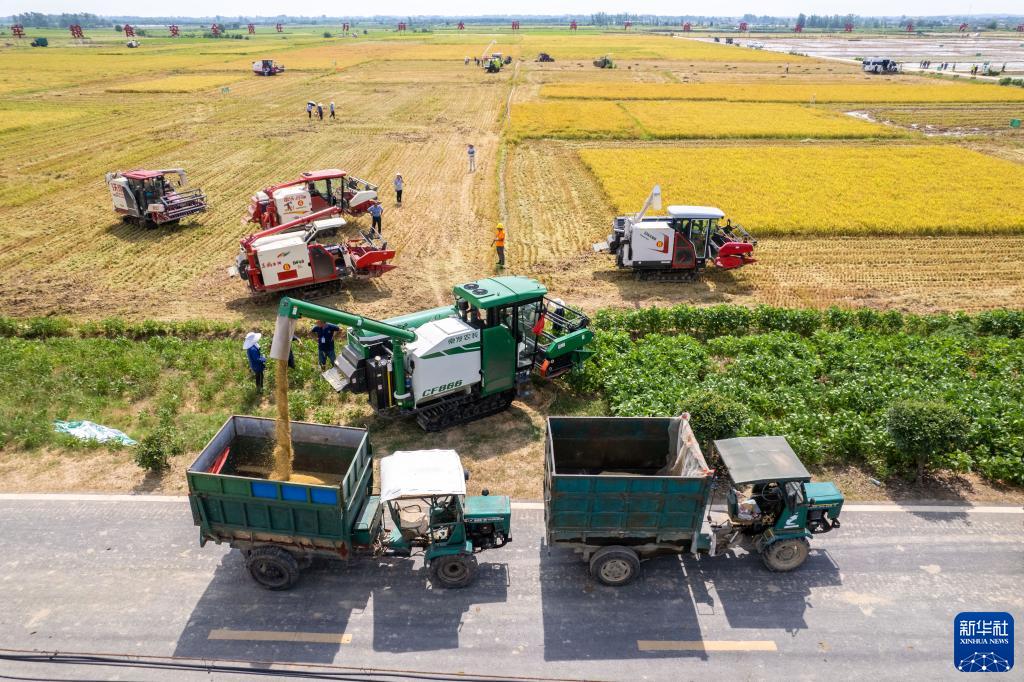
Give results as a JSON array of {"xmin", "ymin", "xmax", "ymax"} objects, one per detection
[
  {"xmin": 596, "ymin": 185, "xmax": 756, "ymax": 280},
  {"xmin": 245, "ymin": 169, "xmax": 379, "ymax": 228},
  {"xmin": 105, "ymin": 168, "xmax": 207, "ymax": 227},
  {"xmin": 231, "ymin": 207, "xmax": 395, "ymax": 297},
  {"xmin": 269, "ymin": 276, "xmax": 594, "ymax": 431},
  {"xmin": 252, "ymin": 58, "xmax": 285, "ymax": 75}
]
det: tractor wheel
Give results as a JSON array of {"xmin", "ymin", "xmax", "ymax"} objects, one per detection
[
  {"xmin": 430, "ymin": 553, "xmax": 478, "ymax": 589},
  {"xmin": 761, "ymin": 538, "xmax": 810, "ymax": 572},
  {"xmin": 589, "ymin": 546, "xmax": 640, "ymax": 586},
  {"xmin": 246, "ymin": 546, "xmax": 301, "ymax": 590}
]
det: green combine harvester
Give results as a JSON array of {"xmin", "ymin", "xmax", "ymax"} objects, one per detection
[{"xmin": 270, "ymin": 276, "xmax": 594, "ymax": 431}]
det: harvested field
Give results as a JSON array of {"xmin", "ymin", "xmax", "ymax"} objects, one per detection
[
  {"xmin": 578, "ymin": 144, "xmax": 1024, "ymax": 234},
  {"xmin": 542, "ymin": 81, "xmax": 1024, "ymax": 102}
]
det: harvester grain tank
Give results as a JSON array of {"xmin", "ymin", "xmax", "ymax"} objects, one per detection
[
  {"xmin": 187, "ymin": 416, "xmax": 510, "ymax": 589},
  {"xmin": 544, "ymin": 414, "xmax": 843, "ymax": 585},
  {"xmin": 597, "ymin": 185, "xmax": 756, "ymax": 280},
  {"xmin": 231, "ymin": 206, "xmax": 395, "ymax": 296},
  {"xmin": 105, "ymin": 168, "xmax": 207, "ymax": 226},
  {"xmin": 269, "ymin": 276, "xmax": 595, "ymax": 431},
  {"xmin": 252, "ymin": 58, "xmax": 285, "ymax": 75},
  {"xmin": 245, "ymin": 169, "xmax": 378, "ymax": 228}
]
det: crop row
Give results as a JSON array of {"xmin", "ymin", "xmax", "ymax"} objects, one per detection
[{"xmin": 508, "ymin": 100, "xmax": 902, "ymax": 141}]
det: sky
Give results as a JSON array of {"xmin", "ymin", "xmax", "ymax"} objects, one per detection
[{"xmin": 4, "ymin": 2, "xmax": 1023, "ymax": 18}]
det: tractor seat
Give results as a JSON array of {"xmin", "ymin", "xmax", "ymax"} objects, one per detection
[{"xmin": 397, "ymin": 501, "xmax": 429, "ymax": 540}]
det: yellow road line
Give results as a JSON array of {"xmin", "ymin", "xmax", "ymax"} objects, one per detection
[
  {"xmin": 638, "ymin": 640, "xmax": 777, "ymax": 652},
  {"xmin": 209, "ymin": 629, "xmax": 352, "ymax": 645}
]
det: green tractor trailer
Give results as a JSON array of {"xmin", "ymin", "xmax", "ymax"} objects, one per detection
[
  {"xmin": 270, "ymin": 276, "xmax": 594, "ymax": 431},
  {"xmin": 187, "ymin": 416, "xmax": 511, "ymax": 590},
  {"xmin": 544, "ymin": 415, "xmax": 843, "ymax": 585}
]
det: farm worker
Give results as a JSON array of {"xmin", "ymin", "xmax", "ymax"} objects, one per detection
[
  {"xmin": 329, "ymin": 101, "xmax": 336, "ymax": 119},
  {"xmin": 492, "ymin": 222, "xmax": 506, "ymax": 267},
  {"xmin": 243, "ymin": 332, "xmax": 266, "ymax": 392},
  {"xmin": 316, "ymin": 102, "xmax": 324, "ymax": 120},
  {"xmin": 394, "ymin": 174, "xmax": 403, "ymax": 205},
  {"xmin": 467, "ymin": 144, "xmax": 476, "ymax": 172},
  {"xmin": 464, "ymin": 56, "xmax": 470, "ymax": 65},
  {"xmin": 306, "ymin": 101, "xmax": 313, "ymax": 119},
  {"xmin": 311, "ymin": 320, "xmax": 341, "ymax": 369},
  {"xmin": 368, "ymin": 201, "xmax": 383, "ymax": 233}
]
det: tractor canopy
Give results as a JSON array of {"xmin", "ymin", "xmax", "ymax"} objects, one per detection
[
  {"xmin": 667, "ymin": 205, "xmax": 725, "ymax": 220},
  {"xmin": 380, "ymin": 450, "xmax": 466, "ymax": 501},
  {"xmin": 122, "ymin": 168, "xmax": 186, "ymax": 182},
  {"xmin": 452, "ymin": 276, "xmax": 547, "ymax": 310},
  {"xmin": 714, "ymin": 436, "xmax": 811, "ymax": 486}
]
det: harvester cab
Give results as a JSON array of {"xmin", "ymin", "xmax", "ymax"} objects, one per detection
[
  {"xmin": 712, "ymin": 436, "xmax": 844, "ymax": 571},
  {"xmin": 105, "ymin": 168, "xmax": 207, "ymax": 227},
  {"xmin": 246, "ymin": 170, "xmax": 379, "ymax": 228},
  {"xmin": 597, "ymin": 185, "xmax": 756, "ymax": 280},
  {"xmin": 271, "ymin": 276, "xmax": 595, "ymax": 431},
  {"xmin": 381, "ymin": 450, "xmax": 511, "ymax": 586},
  {"xmin": 232, "ymin": 207, "xmax": 395, "ymax": 296}
]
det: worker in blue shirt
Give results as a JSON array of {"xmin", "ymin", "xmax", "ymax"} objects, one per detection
[
  {"xmin": 368, "ymin": 201, "xmax": 383, "ymax": 234},
  {"xmin": 243, "ymin": 331, "xmax": 266, "ymax": 391},
  {"xmin": 312, "ymin": 320, "xmax": 341, "ymax": 369}
]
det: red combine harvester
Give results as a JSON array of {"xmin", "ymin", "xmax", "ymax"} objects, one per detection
[
  {"xmin": 231, "ymin": 207, "xmax": 396, "ymax": 297},
  {"xmin": 246, "ymin": 169, "xmax": 378, "ymax": 228},
  {"xmin": 595, "ymin": 185, "xmax": 756, "ymax": 281},
  {"xmin": 105, "ymin": 168, "xmax": 207, "ymax": 227}
]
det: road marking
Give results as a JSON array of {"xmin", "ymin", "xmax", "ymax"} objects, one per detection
[
  {"xmin": 0, "ymin": 494, "xmax": 1020, "ymax": 515},
  {"xmin": 638, "ymin": 640, "xmax": 778, "ymax": 652},
  {"xmin": 209, "ymin": 629, "xmax": 352, "ymax": 645}
]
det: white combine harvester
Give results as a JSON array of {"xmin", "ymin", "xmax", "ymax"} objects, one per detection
[{"xmin": 595, "ymin": 185, "xmax": 757, "ymax": 280}]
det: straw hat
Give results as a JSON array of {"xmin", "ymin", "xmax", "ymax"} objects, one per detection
[{"xmin": 243, "ymin": 331, "xmax": 262, "ymax": 350}]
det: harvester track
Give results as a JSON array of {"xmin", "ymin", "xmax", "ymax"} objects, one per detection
[
  {"xmin": 415, "ymin": 389, "xmax": 517, "ymax": 432},
  {"xmin": 634, "ymin": 269, "xmax": 700, "ymax": 282}
]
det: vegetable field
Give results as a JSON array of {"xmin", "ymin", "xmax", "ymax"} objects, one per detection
[
  {"xmin": 581, "ymin": 305, "xmax": 1024, "ymax": 485},
  {"xmin": 579, "ymin": 145, "xmax": 1024, "ymax": 235}
]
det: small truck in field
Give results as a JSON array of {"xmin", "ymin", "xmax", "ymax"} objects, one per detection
[
  {"xmin": 187, "ymin": 416, "xmax": 511, "ymax": 589},
  {"xmin": 544, "ymin": 415, "xmax": 843, "ymax": 585}
]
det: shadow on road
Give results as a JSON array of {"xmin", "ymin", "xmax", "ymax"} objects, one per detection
[{"xmin": 173, "ymin": 549, "xmax": 508, "ymax": 663}]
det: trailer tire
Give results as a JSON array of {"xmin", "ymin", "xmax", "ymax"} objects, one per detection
[
  {"xmin": 761, "ymin": 537, "xmax": 810, "ymax": 572},
  {"xmin": 246, "ymin": 546, "xmax": 301, "ymax": 590},
  {"xmin": 430, "ymin": 553, "xmax": 478, "ymax": 589},
  {"xmin": 589, "ymin": 546, "xmax": 640, "ymax": 586}
]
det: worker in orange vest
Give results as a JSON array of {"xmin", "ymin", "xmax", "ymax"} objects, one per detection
[{"xmin": 492, "ymin": 222, "xmax": 505, "ymax": 267}]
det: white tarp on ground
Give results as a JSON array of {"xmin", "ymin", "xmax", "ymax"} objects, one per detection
[
  {"xmin": 380, "ymin": 450, "xmax": 466, "ymax": 502},
  {"xmin": 53, "ymin": 420, "xmax": 137, "ymax": 446}
]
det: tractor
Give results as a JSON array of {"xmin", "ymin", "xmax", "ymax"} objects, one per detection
[
  {"xmin": 105, "ymin": 168, "xmax": 207, "ymax": 227},
  {"xmin": 252, "ymin": 59, "xmax": 285, "ymax": 76},
  {"xmin": 593, "ymin": 55, "xmax": 615, "ymax": 68},
  {"xmin": 596, "ymin": 185, "xmax": 756, "ymax": 280},
  {"xmin": 231, "ymin": 207, "xmax": 395, "ymax": 297},
  {"xmin": 269, "ymin": 276, "xmax": 595, "ymax": 431},
  {"xmin": 245, "ymin": 169, "xmax": 378, "ymax": 228}
]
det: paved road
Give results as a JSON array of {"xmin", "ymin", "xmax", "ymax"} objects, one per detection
[{"xmin": 0, "ymin": 496, "xmax": 1021, "ymax": 681}]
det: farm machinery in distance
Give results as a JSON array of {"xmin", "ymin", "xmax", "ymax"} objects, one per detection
[
  {"xmin": 252, "ymin": 59, "xmax": 285, "ymax": 76},
  {"xmin": 245, "ymin": 169, "xmax": 379, "ymax": 228},
  {"xmin": 105, "ymin": 168, "xmax": 207, "ymax": 227},
  {"xmin": 231, "ymin": 207, "xmax": 395, "ymax": 297},
  {"xmin": 596, "ymin": 185, "xmax": 756, "ymax": 280},
  {"xmin": 269, "ymin": 276, "xmax": 595, "ymax": 431}
]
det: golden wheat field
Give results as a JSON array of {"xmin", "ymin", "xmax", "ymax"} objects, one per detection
[
  {"xmin": 578, "ymin": 145, "xmax": 1024, "ymax": 235},
  {"xmin": 509, "ymin": 100, "xmax": 902, "ymax": 140},
  {"xmin": 105, "ymin": 74, "xmax": 238, "ymax": 93},
  {"xmin": 542, "ymin": 81, "xmax": 1024, "ymax": 102}
]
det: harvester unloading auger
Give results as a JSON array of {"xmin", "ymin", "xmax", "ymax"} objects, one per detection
[
  {"xmin": 231, "ymin": 206, "xmax": 395, "ymax": 297},
  {"xmin": 596, "ymin": 185, "xmax": 757, "ymax": 281},
  {"xmin": 270, "ymin": 276, "xmax": 595, "ymax": 431}
]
